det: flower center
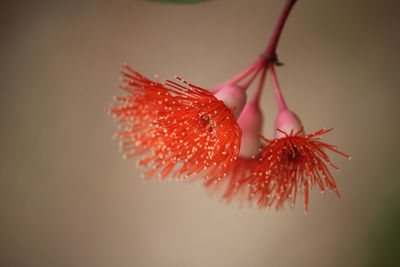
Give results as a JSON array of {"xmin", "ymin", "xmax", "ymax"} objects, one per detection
[
  {"xmin": 199, "ymin": 112, "xmax": 216, "ymax": 133},
  {"xmin": 283, "ymin": 145, "xmax": 301, "ymax": 160}
]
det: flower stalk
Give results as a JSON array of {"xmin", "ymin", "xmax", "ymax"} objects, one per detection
[{"xmin": 217, "ymin": 0, "xmax": 298, "ymax": 97}]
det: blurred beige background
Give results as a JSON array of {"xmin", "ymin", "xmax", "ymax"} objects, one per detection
[{"xmin": 1, "ymin": 0, "xmax": 399, "ymax": 266}]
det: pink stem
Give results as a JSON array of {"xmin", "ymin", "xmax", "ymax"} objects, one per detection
[
  {"xmin": 248, "ymin": 0, "xmax": 297, "ymax": 107},
  {"xmin": 251, "ymin": 63, "xmax": 269, "ymax": 106},
  {"xmin": 269, "ymin": 64, "xmax": 288, "ymax": 111},
  {"xmin": 212, "ymin": 56, "xmax": 267, "ymax": 93},
  {"xmin": 264, "ymin": 0, "xmax": 298, "ymax": 56},
  {"xmin": 214, "ymin": 0, "xmax": 298, "ymax": 100},
  {"xmin": 240, "ymin": 63, "xmax": 264, "ymax": 90}
]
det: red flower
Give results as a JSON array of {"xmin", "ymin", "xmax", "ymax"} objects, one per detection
[
  {"xmin": 203, "ymin": 103, "xmax": 264, "ymax": 205},
  {"xmin": 247, "ymin": 127, "xmax": 350, "ymax": 212},
  {"xmin": 109, "ymin": 64, "xmax": 242, "ymax": 180}
]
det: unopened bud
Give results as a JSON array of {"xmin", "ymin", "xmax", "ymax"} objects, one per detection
[
  {"xmin": 274, "ymin": 109, "xmax": 304, "ymax": 139},
  {"xmin": 237, "ymin": 104, "xmax": 263, "ymax": 157},
  {"xmin": 214, "ymin": 85, "xmax": 246, "ymax": 118}
]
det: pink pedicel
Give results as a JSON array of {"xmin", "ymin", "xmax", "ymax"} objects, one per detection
[
  {"xmin": 213, "ymin": 84, "xmax": 247, "ymax": 118},
  {"xmin": 273, "ymin": 109, "xmax": 304, "ymax": 139},
  {"xmin": 237, "ymin": 104, "xmax": 263, "ymax": 157}
]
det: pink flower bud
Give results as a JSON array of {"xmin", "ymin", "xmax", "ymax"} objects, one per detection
[
  {"xmin": 213, "ymin": 85, "xmax": 246, "ymax": 118},
  {"xmin": 274, "ymin": 109, "xmax": 304, "ymax": 138},
  {"xmin": 237, "ymin": 104, "xmax": 263, "ymax": 157}
]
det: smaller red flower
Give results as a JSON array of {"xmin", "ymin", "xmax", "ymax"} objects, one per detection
[
  {"xmin": 204, "ymin": 103, "xmax": 264, "ymax": 205},
  {"xmin": 204, "ymin": 156, "xmax": 261, "ymax": 205},
  {"xmin": 109, "ymin": 64, "xmax": 242, "ymax": 180},
  {"xmin": 247, "ymin": 127, "xmax": 350, "ymax": 212}
]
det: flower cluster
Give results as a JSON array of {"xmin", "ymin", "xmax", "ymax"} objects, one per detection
[{"xmin": 108, "ymin": 0, "xmax": 350, "ymax": 212}]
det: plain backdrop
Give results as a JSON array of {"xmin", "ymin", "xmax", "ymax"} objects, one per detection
[{"xmin": 1, "ymin": 0, "xmax": 399, "ymax": 267}]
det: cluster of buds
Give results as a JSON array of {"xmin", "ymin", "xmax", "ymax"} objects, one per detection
[{"xmin": 108, "ymin": 0, "xmax": 350, "ymax": 212}]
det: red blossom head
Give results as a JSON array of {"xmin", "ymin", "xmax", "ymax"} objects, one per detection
[
  {"xmin": 247, "ymin": 126, "xmax": 350, "ymax": 212},
  {"xmin": 204, "ymin": 100, "xmax": 265, "ymax": 204},
  {"xmin": 109, "ymin": 64, "xmax": 242, "ymax": 180}
]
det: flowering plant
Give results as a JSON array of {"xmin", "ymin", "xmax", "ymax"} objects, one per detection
[{"xmin": 108, "ymin": 0, "xmax": 350, "ymax": 212}]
